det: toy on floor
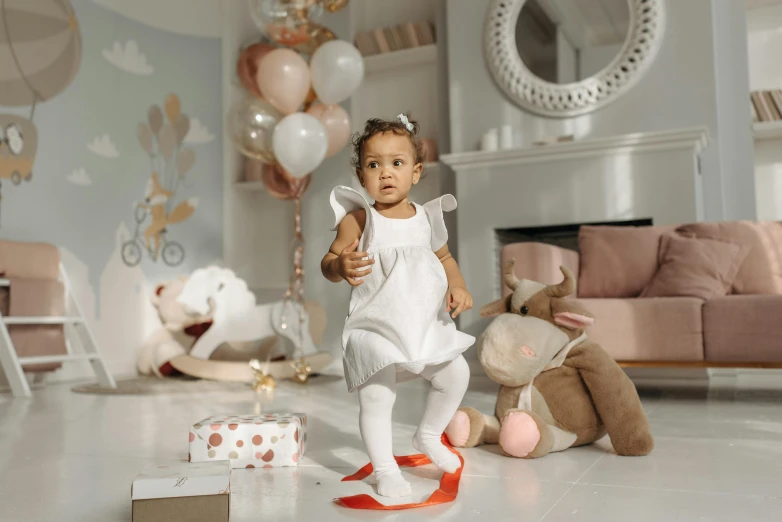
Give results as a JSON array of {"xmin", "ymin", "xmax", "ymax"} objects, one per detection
[
  {"xmin": 136, "ymin": 276, "xmax": 279, "ymax": 378},
  {"xmin": 136, "ymin": 268, "xmax": 331, "ymax": 381},
  {"xmin": 445, "ymin": 260, "xmax": 654, "ymax": 458},
  {"xmin": 170, "ymin": 266, "xmax": 332, "ymax": 381}
]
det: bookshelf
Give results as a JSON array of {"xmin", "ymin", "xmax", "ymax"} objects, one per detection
[
  {"xmin": 364, "ymin": 44, "xmax": 437, "ymax": 74},
  {"xmin": 750, "ymin": 89, "xmax": 782, "ymax": 125},
  {"xmin": 753, "ymin": 120, "xmax": 782, "ymax": 141}
]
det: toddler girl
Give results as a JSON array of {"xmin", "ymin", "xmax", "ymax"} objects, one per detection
[{"xmin": 321, "ymin": 114, "xmax": 475, "ymax": 497}]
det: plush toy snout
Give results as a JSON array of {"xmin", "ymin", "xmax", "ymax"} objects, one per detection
[{"xmin": 520, "ymin": 345, "xmax": 535, "ymax": 357}]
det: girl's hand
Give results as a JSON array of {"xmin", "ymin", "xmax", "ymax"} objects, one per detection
[
  {"xmin": 334, "ymin": 239, "xmax": 374, "ymax": 286},
  {"xmin": 446, "ymin": 286, "xmax": 473, "ymax": 318}
]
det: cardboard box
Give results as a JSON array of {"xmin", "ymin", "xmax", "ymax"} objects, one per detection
[
  {"xmin": 189, "ymin": 413, "xmax": 306, "ymax": 468},
  {"xmin": 131, "ymin": 461, "xmax": 230, "ymax": 522}
]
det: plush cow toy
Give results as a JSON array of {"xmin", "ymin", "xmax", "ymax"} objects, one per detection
[{"xmin": 445, "ymin": 260, "xmax": 653, "ymax": 459}]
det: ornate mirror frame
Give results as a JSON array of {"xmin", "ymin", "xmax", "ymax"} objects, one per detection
[{"xmin": 484, "ymin": 0, "xmax": 666, "ymax": 118}]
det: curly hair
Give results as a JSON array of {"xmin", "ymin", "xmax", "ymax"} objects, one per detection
[{"xmin": 350, "ymin": 114, "xmax": 426, "ymax": 174}]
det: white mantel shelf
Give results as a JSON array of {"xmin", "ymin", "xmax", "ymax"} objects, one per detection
[{"xmin": 440, "ymin": 127, "xmax": 710, "ymax": 172}]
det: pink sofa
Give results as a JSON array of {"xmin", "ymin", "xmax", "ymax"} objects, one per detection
[{"xmin": 501, "ymin": 222, "xmax": 782, "ymax": 366}]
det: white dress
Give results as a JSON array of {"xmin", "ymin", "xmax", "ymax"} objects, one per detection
[{"xmin": 330, "ymin": 186, "xmax": 476, "ymax": 392}]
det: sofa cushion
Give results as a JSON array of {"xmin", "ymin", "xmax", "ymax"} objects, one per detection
[
  {"xmin": 676, "ymin": 221, "xmax": 782, "ymax": 295},
  {"xmin": 575, "ymin": 297, "xmax": 704, "ymax": 361},
  {"xmin": 500, "ymin": 242, "xmax": 580, "ymax": 297},
  {"xmin": 640, "ymin": 233, "xmax": 749, "ymax": 300},
  {"xmin": 577, "ymin": 225, "xmax": 675, "ymax": 298},
  {"xmin": 703, "ymin": 295, "xmax": 782, "ymax": 362}
]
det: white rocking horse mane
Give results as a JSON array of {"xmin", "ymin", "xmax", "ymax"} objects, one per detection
[{"xmin": 177, "ymin": 266, "xmax": 255, "ymax": 317}]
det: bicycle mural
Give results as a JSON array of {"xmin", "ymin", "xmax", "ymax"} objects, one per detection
[{"xmin": 122, "ymin": 93, "xmax": 198, "ymax": 267}]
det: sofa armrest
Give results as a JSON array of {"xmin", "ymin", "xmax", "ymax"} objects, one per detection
[
  {"xmin": 500, "ymin": 242, "xmax": 580, "ymax": 296},
  {"xmin": 0, "ymin": 241, "xmax": 60, "ymax": 280}
]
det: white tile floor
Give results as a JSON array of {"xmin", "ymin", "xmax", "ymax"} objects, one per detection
[{"xmin": 2, "ymin": 374, "xmax": 782, "ymax": 522}]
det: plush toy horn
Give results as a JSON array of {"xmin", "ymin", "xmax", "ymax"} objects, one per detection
[
  {"xmin": 545, "ymin": 266, "xmax": 576, "ymax": 298},
  {"xmin": 503, "ymin": 259, "xmax": 520, "ymax": 291}
]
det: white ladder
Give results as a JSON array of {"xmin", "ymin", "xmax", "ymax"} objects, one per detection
[{"xmin": 0, "ymin": 264, "xmax": 117, "ymax": 398}]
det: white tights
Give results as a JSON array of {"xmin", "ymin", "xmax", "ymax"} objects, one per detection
[{"xmin": 357, "ymin": 355, "xmax": 470, "ymax": 497}]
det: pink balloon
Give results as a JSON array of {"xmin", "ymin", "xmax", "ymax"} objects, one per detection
[
  {"xmin": 237, "ymin": 43, "xmax": 275, "ymax": 98},
  {"xmin": 306, "ymin": 103, "xmax": 351, "ymax": 158},
  {"xmin": 256, "ymin": 49, "xmax": 311, "ymax": 115}
]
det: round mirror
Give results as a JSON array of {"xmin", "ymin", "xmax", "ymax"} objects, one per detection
[
  {"xmin": 515, "ymin": 0, "xmax": 630, "ymax": 84},
  {"xmin": 485, "ymin": 0, "xmax": 665, "ymax": 117}
]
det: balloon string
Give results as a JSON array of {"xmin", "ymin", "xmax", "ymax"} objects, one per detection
[{"xmin": 281, "ymin": 196, "xmax": 306, "ymax": 367}]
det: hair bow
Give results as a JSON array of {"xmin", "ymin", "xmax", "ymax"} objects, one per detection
[{"xmin": 396, "ymin": 114, "xmax": 414, "ymax": 132}]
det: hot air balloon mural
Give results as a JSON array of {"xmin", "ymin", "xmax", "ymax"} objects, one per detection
[{"xmin": 0, "ymin": 0, "xmax": 82, "ymax": 205}]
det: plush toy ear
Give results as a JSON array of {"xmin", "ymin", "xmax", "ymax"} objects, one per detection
[
  {"xmin": 479, "ymin": 294, "xmax": 512, "ymax": 317},
  {"xmin": 554, "ymin": 311, "xmax": 595, "ymax": 329},
  {"xmin": 552, "ymin": 298, "xmax": 595, "ymax": 330}
]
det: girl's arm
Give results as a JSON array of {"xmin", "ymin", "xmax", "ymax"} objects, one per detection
[
  {"xmin": 435, "ymin": 244, "xmax": 466, "ymax": 288},
  {"xmin": 435, "ymin": 244, "xmax": 473, "ymax": 317},
  {"xmin": 321, "ymin": 209, "xmax": 372, "ymax": 286}
]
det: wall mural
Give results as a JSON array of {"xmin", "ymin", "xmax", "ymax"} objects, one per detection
[
  {"xmin": 0, "ymin": 0, "xmax": 223, "ymax": 383},
  {"xmin": 0, "ymin": 0, "xmax": 82, "ymax": 211},
  {"xmin": 122, "ymin": 93, "xmax": 199, "ymax": 267}
]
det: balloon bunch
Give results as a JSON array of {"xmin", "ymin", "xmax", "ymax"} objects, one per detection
[
  {"xmin": 229, "ymin": 0, "xmax": 362, "ymax": 199},
  {"xmin": 229, "ymin": 0, "xmax": 361, "ymax": 384}
]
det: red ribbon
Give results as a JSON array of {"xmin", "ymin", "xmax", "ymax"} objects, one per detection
[{"xmin": 334, "ymin": 434, "xmax": 464, "ymax": 510}]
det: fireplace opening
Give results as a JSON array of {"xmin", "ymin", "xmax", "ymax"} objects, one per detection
[{"xmin": 495, "ymin": 217, "xmax": 654, "ymax": 253}]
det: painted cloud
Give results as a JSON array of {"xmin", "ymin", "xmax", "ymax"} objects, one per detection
[
  {"xmin": 102, "ymin": 40, "xmax": 153, "ymax": 75},
  {"xmin": 184, "ymin": 118, "xmax": 215, "ymax": 144},
  {"xmin": 68, "ymin": 167, "xmax": 92, "ymax": 186},
  {"xmin": 88, "ymin": 133, "xmax": 120, "ymax": 158}
]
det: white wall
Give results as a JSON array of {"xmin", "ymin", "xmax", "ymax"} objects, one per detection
[
  {"xmin": 711, "ymin": 0, "xmax": 756, "ymax": 221},
  {"xmin": 445, "ymin": 0, "xmax": 755, "ymax": 222},
  {"xmin": 747, "ymin": 4, "xmax": 782, "ymax": 89},
  {"xmin": 747, "ymin": 3, "xmax": 782, "ymax": 221}
]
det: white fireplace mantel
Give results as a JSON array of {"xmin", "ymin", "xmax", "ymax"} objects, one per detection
[
  {"xmin": 443, "ymin": 126, "xmax": 711, "ymax": 368},
  {"xmin": 440, "ymin": 127, "xmax": 710, "ymax": 172}
]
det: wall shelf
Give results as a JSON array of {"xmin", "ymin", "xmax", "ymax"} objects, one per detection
[
  {"xmin": 753, "ymin": 121, "xmax": 782, "ymax": 141},
  {"xmin": 364, "ymin": 45, "xmax": 436, "ymax": 74}
]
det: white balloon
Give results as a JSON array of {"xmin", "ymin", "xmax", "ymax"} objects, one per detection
[
  {"xmin": 310, "ymin": 40, "xmax": 365, "ymax": 104},
  {"xmin": 272, "ymin": 113, "xmax": 328, "ymax": 178}
]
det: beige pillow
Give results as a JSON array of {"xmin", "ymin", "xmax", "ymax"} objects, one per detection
[
  {"xmin": 641, "ymin": 234, "xmax": 748, "ymax": 300},
  {"xmin": 676, "ymin": 221, "xmax": 782, "ymax": 294},
  {"xmin": 578, "ymin": 225, "xmax": 675, "ymax": 298}
]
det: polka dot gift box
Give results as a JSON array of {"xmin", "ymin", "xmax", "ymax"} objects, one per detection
[{"xmin": 189, "ymin": 414, "xmax": 306, "ymax": 468}]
